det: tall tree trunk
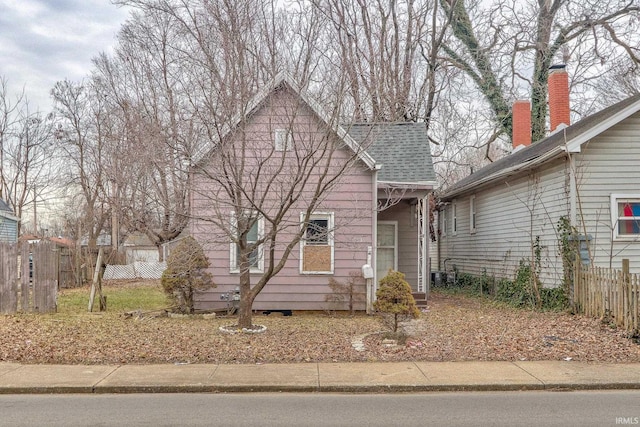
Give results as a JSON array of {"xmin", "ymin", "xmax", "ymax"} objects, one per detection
[
  {"xmin": 238, "ymin": 254, "xmax": 254, "ymax": 328},
  {"xmin": 238, "ymin": 287, "xmax": 255, "ymax": 329},
  {"xmin": 530, "ymin": 1, "xmax": 558, "ymax": 142}
]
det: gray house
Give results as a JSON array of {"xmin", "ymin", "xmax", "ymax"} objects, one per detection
[
  {"xmin": 438, "ymin": 65, "xmax": 640, "ymax": 286},
  {"xmin": 0, "ymin": 199, "xmax": 19, "ymax": 243}
]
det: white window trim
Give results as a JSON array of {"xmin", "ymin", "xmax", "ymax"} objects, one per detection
[
  {"xmin": 229, "ymin": 211, "xmax": 264, "ymax": 273},
  {"xmin": 610, "ymin": 194, "xmax": 640, "ymax": 241},
  {"xmin": 470, "ymin": 195, "xmax": 476, "ymax": 234},
  {"xmin": 299, "ymin": 212, "xmax": 334, "ymax": 274},
  {"xmin": 452, "ymin": 201, "xmax": 458, "ymax": 236},
  {"xmin": 441, "ymin": 208, "xmax": 447, "ymax": 237},
  {"xmin": 274, "ymin": 128, "xmax": 293, "ymax": 152}
]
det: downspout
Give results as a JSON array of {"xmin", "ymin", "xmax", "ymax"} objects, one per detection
[
  {"xmin": 367, "ymin": 164, "xmax": 381, "ymax": 314},
  {"xmin": 569, "ymin": 153, "xmax": 577, "ymax": 226},
  {"xmin": 422, "ymin": 194, "xmax": 430, "ymax": 297}
]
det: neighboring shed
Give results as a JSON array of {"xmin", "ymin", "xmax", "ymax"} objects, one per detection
[
  {"xmin": 123, "ymin": 232, "xmax": 160, "ymax": 263},
  {"xmin": 79, "ymin": 233, "xmax": 112, "ymax": 247},
  {"xmin": 0, "ymin": 199, "xmax": 19, "ymax": 243}
]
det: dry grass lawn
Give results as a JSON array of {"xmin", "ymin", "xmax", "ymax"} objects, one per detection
[{"xmin": 0, "ymin": 281, "xmax": 638, "ymax": 364}]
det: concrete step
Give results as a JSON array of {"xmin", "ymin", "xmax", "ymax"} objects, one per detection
[{"xmin": 412, "ymin": 292, "xmax": 428, "ymax": 307}]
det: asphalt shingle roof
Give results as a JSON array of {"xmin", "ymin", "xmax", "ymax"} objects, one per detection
[
  {"xmin": 348, "ymin": 122, "xmax": 436, "ymax": 184},
  {"xmin": 441, "ymin": 93, "xmax": 640, "ymax": 200}
]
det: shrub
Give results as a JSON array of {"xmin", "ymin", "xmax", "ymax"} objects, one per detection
[
  {"xmin": 496, "ymin": 261, "xmax": 534, "ymax": 308},
  {"xmin": 374, "ymin": 270, "xmax": 420, "ymax": 332},
  {"xmin": 439, "ymin": 263, "xmax": 569, "ymax": 311},
  {"xmin": 161, "ymin": 236, "xmax": 215, "ymax": 313},
  {"xmin": 325, "ymin": 271, "xmax": 365, "ymax": 315}
]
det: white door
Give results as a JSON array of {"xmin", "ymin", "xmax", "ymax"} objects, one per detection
[{"xmin": 376, "ymin": 222, "xmax": 397, "ymax": 282}]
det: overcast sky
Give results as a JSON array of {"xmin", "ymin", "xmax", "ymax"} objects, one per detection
[{"xmin": 0, "ymin": 0, "xmax": 129, "ymax": 113}]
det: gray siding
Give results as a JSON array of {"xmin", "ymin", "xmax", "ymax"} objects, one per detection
[
  {"xmin": 574, "ymin": 111, "xmax": 640, "ymax": 273},
  {"xmin": 378, "ymin": 202, "xmax": 420, "ymax": 291},
  {"xmin": 0, "ymin": 218, "xmax": 18, "ymax": 243},
  {"xmin": 439, "ymin": 159, "xmax": 569, "ymax": 287}
]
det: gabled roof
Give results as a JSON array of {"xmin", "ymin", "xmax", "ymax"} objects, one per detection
[
  {"xmin": 0, "ymin": 199, "xmax": 11, "ymax": 213},
  {"xmin": 441, "ymin": 94, "xmax": 640, "ymax": 200},
  {"xmin": 123, "ymin": 232, "xmax": 155, "ymax": 247},
  {"xmin": 347, "ymin": 123, "xmax": 437, "ymax": 185},
  {"xmin": 46, "ymin": 236, "xmax": 74, "ymax": 248},
  {"xmin": 193, "ymin": 72, "xmax": 376, "ymax": 170}
]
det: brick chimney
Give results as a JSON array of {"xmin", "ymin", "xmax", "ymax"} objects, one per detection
[
  {"xmin": 548, "ymin": 64, "xmax": 570, "ymax": 131},
  {"xmin": 512, "ymin": 100, "xmax": 531, "ymax": 149}
]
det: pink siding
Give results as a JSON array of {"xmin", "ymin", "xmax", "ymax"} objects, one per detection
[{"xmin": 190, "ymin": 87, "xmax": 373, "ymax": 311}]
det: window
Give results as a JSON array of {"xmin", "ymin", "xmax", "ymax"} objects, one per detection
[
  {"xmin": 611, "ymin": 194, "xmax": 640, "ymax": 240},
  {"xmin": 470, "ymin": 195, "xmax": 476, "ymax": 234},
  {"xmin": 452, "ymin": 201, "xmax": 457, "ymax": 235},
  {"xmin": 230, "ymin": 212, "xmax": 263, "ymax": 273},
  {"xmin": 440, "ymin": 209, "xmax": 447, "ymax": 237},
  {"xmin": 274, "ymin": 128, "xmax": 292, "ymax": 151},
  {"xmin": 376, "ymin": 222, "xmax": 397, "ymax": 281},
  {"xmin": 300, "ymin": 212, "xmax": 334, "ymax": 274}
]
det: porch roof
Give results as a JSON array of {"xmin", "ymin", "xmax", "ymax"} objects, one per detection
[{"xmin": 347, "ymin": 123, "xmax": 437, "ymax": 186}]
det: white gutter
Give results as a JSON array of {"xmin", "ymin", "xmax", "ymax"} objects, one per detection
[{"xmin": 377, "ymin": 180, "xmax": 438, "ymax": 190}]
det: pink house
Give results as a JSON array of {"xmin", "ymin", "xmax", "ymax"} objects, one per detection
[{"xmin": 189, "ymin": 74, "xmax": 436, "ymax": 312}]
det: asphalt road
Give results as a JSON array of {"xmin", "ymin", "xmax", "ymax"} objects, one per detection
[{"xmin": 0, "ymin": 391, "xmax": 638, "ymax": 426}]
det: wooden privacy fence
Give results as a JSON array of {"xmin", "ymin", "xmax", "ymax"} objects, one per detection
[
  {"xmin": 573, "ymin": 259, "xmax": 639, "ymax": 333},
  {"xmin": 0, "ymin": 241, "xmax": 58, "ymax": 314}
]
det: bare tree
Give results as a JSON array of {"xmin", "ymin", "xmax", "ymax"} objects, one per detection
[
  {"xmin": 307, "ymin": 0, "xmax": 451, "ymax": 125},
  {"xmin": 113, "ymin": 0, "xmax": 383, "ymax": 329},
  {"xmin": 51, "ymin": 79, "xmax": 111, "ymax": 250},
  {"xmin": 440, "ymin": 0, "xmax": 640, "ymax": 145},
  {"xmin": 0, "ymin": 77, "xmax": 58, "ymax": 234},
  {"xmin": 92, "ymin": 6, "xmax": 193, "ymax": 260},
  {"xmin": 590, "ymin": 57, "xmax": 640, "ymax": 107},
  {"xmin": 191, "ymin": 79, "xmax": 374, "ymax": 329}
]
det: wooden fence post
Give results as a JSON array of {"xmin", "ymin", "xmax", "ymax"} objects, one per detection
[
  {"xmin": 622, "ymin": 259, "xmax": 630, "ymax": 330},
  {"xmin": 88, "ymin": 248, "xmax": 104, "ymax": 312},
  {"xmin": 0, "ymin": 243, "xmax": 18, "ymax": 314},
  {"xmin": 572, "ymin": 253, "xmax": 580, "ymax": 313}
]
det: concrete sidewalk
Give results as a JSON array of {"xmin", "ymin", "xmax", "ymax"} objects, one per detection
[{"xmin": 1, "ymin": 361, "xmax": 640, "ymax": 394}]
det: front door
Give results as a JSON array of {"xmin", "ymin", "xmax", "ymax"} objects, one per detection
[{"xmin": 376, "ymin": 221, "xmax": 397, "ymax": 282}]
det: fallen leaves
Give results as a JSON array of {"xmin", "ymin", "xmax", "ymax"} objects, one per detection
[
  {"xmin": 0, "ymin": 287, "xmax": 638, "ymax": 364},
  {"xmin": 365, "ymin": 293, "xmax": 640, "ymax": 363}
]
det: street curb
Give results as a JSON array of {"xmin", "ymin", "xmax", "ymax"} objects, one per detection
[{"xmin": 2, "ymin": 383, "xmax": 640, "ymax": 395}]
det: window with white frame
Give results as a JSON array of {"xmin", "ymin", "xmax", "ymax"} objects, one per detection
[
  {"xmin": 611, "ymin": 194, "xmax": 640, "ymax": 239},
  {"xmin": 274, "ymin": 128, "xmax": 292, "ymax": 151},
  {"xmin": 300, "ymin": 212, "xmax": 334, "ymax": 274},
  {"xmin": 230, "ymin": 212, "xmax": 264, "ymax": 273},
  {"xmin": 452, "ymin": 201, "xmax": 457, "ymax": 235},
  {"xmin": 470, "ymin": 195, "xmax": 476, "ymax": 234},
  {"xmin": 441, "ymin": 208, "xmax": 447, "ymax": 237}
]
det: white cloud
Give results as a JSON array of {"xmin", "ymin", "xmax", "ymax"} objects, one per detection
[{"xmin": 0, "ymin": 0, "xmax": 129, "ymax": 112}]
